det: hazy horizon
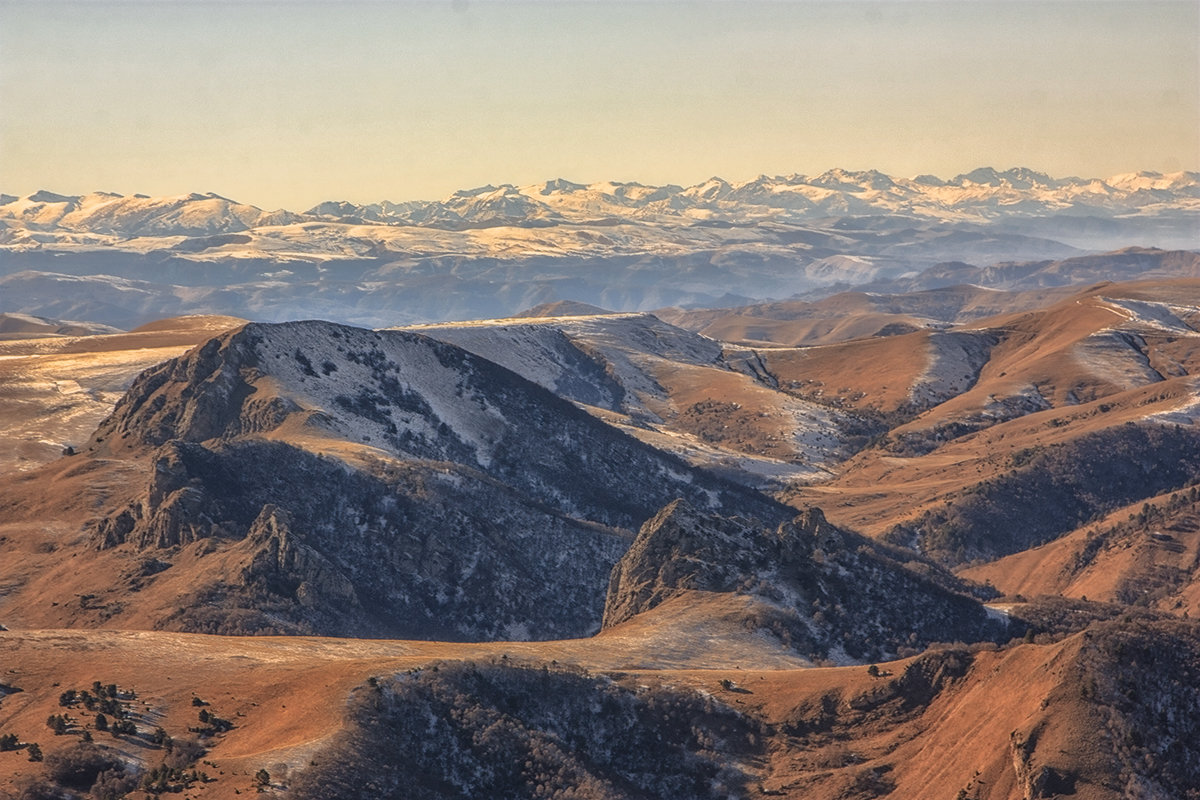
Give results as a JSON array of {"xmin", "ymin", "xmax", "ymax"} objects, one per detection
[{"xmin": 2, "ymin": 0, "xmax": 1197, "ymax": 210}]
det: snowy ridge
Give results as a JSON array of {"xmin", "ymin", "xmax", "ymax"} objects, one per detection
[
  {"xmin": 97, "ymin": 319, "xmax": 784, "ymax": 530},
  {"xmin": 0, "ymin": 190, "xmax": 300, "ymax": 237},
  {"xmin": 402, "ymin": 313, "xmax": 852, "ymax": 485},
  {"xmin": 301, "ymin": 167, "xmax": 1200, "ymax": 228}
]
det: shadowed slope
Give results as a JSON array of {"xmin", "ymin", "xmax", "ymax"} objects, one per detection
[{"xmin": 602, "ymin": 500, "xmax": 1009, "ymax": 663}]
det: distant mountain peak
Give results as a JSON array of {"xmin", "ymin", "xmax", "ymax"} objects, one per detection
[
  {"xmin": 512, "ymin": 300, "xmax": 616, "ymax": 318},
  {"xmin": 539, "ymin": 178, "xmax": 588, "ymax": 195},
  {"xmin": 450, "ymin": 183, "xmax": 508, "ymax": 199},
  {"xmin": 952, "ymin": 166, "xmax": 1057, "ymax": 189},
  {"xmin": 29, "ymin": 189, "xmax": 79, "ymax": 204}
]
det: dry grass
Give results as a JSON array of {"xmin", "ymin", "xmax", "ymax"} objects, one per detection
[
  {"xmin": 0, "ymin": 317, "xmax": 244, "ymax": 474},
  {"xmin": 2, "ymin": 623, "xmax": 1179, "ymax": 799}
]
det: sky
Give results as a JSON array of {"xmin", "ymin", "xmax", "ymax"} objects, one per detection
[{"xmin": 1, "ymin": 0, "xmax": 1197, "ymax": 210}]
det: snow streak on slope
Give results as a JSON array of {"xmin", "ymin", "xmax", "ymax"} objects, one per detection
[
  {"xmin": 1148, "ymin": 378, "xmax": 1200, "ymax": 425},
  {"xmin": 909, "ymin": 331, "xmax": 995, "ymax": 407},
  {"xmin": 404, "ymin": 313, "xmax": 850, "ymax": 486},
  {"xmin": 405, "ymin": 313, "xmax": 720, "ymax": 421}
]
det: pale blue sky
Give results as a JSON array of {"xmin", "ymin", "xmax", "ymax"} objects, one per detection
[{"xmin": 2, "ymin": 1, "xmax": 1197, "ymax": 209}]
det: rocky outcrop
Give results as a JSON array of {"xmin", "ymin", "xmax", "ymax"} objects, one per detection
[
  {"xmin": 95, "ymin": 441, "xmax": 223, "ymax": 549},
  {"xmin": 241, "ymin": 504, "xmax": 360, "ymax": 610},
  {"xmin": 90, "ymin": 327, "xmax": 296, "ymax": 451},
  {"xmin": 94, "ymin": 438, "xmax": 631, "ymax": 640},
  {"xmin": 603, "ymin": 500, "xmax": 1012, "ymax": 662},
  {"xmin": 602, "ymin": 500, "xmax": 822, "ymax": 628}
]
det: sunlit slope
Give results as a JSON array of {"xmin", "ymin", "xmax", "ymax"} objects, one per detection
[{"xmin": 0, "ymin": 315, "xmax": 245, "ymax": 472}]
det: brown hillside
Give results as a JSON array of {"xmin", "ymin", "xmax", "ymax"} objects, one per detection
[
  {"xmin": 780, "ymin": 281, "xmax": 1200, "ymax": 559},
  {"xmin": 657, "ymin": 284, "xmax": 1084, "ymax": 346},
  {"xmin": 0, "ymin": 316, "xmax": 245, "ymax": 473},
  {"xmin": 962, "ymin": 486, "xmax": 1200, "ymax": 617},
  {"xmin": 4, "ymin": 618, "xmax": 1199, "ymax": 799}
]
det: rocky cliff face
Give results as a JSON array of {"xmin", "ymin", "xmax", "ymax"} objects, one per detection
[
  {"xmin": 94, "ymin": 437, "xmax": 630, "ymax": 639},
  {"xmin": 603, "ymin": 500, "xmax": 1010, "ymax": 662}
]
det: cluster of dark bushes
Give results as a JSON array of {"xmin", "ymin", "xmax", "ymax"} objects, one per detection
[
  {"xmin": 291, "ymin": 660, "xmax": 761, "ymax": 800},
  {"xmin": 13, "ymin": 737, "xmax": 208, "ymax": 800},
  {"xmin": 1, "ymin": 677, "xmax": 216, "ymax": 800},
  {"xmin": 1080, "ymin": 619, "xmax": 1200, "ymax": 799}
]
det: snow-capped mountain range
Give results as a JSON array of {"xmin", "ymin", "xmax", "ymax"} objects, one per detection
[
  {"xmin": 1, "ymin": 168, "xmax": 1196, "ymax": 328},
  {"xmin": 308, "ymin": 167, "xmax": 1200, "ymax": 228},
  {"xmin": 3, "ymin": 168, "xmax": 1197, "ymax": 238}
]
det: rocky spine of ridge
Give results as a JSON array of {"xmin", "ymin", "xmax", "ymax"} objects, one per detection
[
  {"xmin": 603, "ymin": 500, "xmax": 1011, "ymax": 662},
  {"xmin": 88, "ymin": 323, "xmax": 293, "ymax": 451}
]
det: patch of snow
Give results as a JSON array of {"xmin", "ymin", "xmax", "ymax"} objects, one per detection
[
  {"xmin": 910, "ymin": 331, "xmax": 991, "ymax": 406},
  {"xmin": 1147, "ymin": 381, "xmax": 1200, "ymax": 425},
  {"xmin": 983, "ymin": 604, "xmax": 1011, "ymax": 627},
  {"xmin": 1099, "ymin": 297, "xmax": 1200, "ymax": 335},
  {"xmin": 1074, "ymin": 330, "xmax": 1164, "ymax": 388}
]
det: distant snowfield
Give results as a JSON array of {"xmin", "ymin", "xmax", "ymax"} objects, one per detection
[{"xmin": 3, "ymin": 168, "xmax": 1198, "ymax": 331}]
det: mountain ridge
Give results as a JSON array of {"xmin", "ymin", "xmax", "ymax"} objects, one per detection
[
  {"xmin": 4, "ymin": 167, "xmax": 1197, "ymax": 237},
  {"xmin": 5, "ymin": 279, "xmax": 1200, "ymax": 797}
]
